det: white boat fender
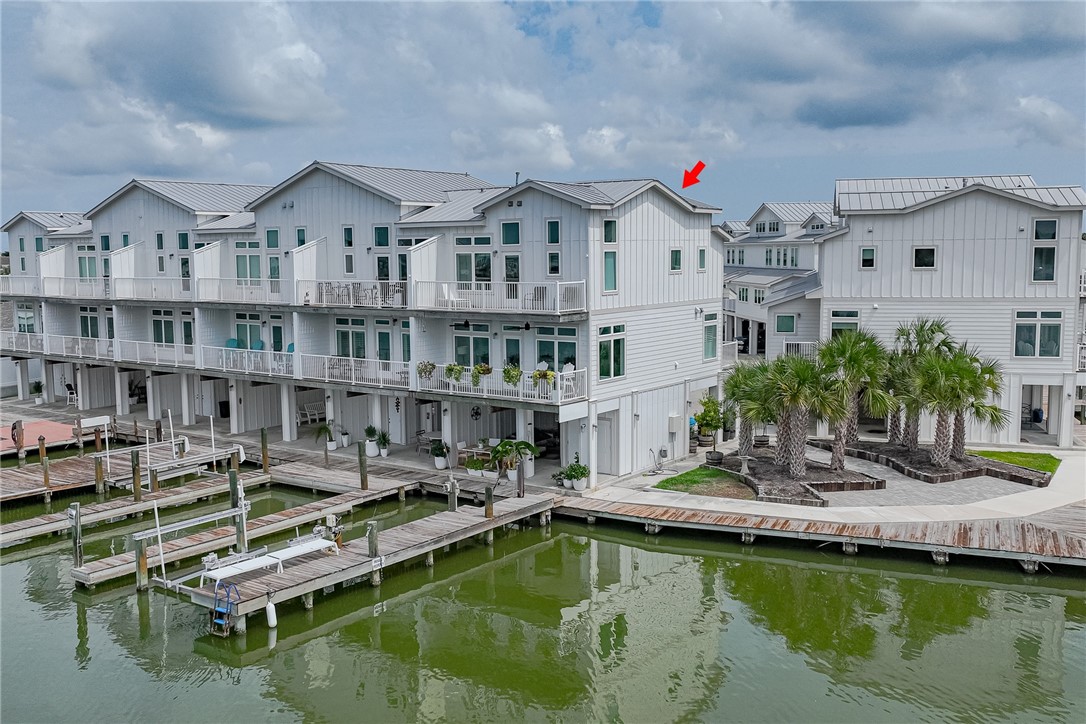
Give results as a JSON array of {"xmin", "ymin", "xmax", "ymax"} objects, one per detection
[
  {"xmin": 267, "ymin": 626, "xmax": 277, "ymax": 650},
  {"xmin": 265, "ymin": 601, "xmax": 278, "ymax": 628}
]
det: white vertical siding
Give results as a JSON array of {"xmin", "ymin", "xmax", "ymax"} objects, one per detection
[
  {"xmin": 765, "ymin": 298, "xmax": 820, "ymax": 359},
  {"xmin": 89, "ymin": 187, "xmax": 199, "ymax": 280}
]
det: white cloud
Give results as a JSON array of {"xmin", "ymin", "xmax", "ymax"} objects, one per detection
[
  {"xmin": 578, "ymin": 126, "xmax": 628, "ymax": 166},
  {"xmin": 1011, "ymin": 96, "xmax": 1086, "ymax": 149}
]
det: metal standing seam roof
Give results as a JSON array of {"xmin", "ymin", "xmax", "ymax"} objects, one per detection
[
  {"xmin": 195, "ymin": 212, "xmax": 256, "ymax": 232},
  {"xmin": 1, "ymin": 211, "xmax": 85, "ymax": 232},
  {"xmin": 830, "ymin": 175, "xmax": 1086, "ymax": 213},
  {"xmin": 131, "ymin": 180, "xmax": 272, "ymax": 214},
  {"xmin": 753, "ymin": 202, "xmax": 833, "ymax": 224},
  {"xmin": 763, "ymin": 272, "xmax": 822, "ymax": 307},
  {"xmin": 721, "ymin": 220, "xmax": 749, "ymax": 233},
  {"xmin": 47, "ymin": 220, "xmax": 92, "ymax": 237},
  {"xmin": 398, "ymin": 187, "xmax": 510, "ymax": 225},
  {"xmin": 318, "ymin": 162, "xmax": 492, "ymax": 204},
  {"xmin": 479, "ymin": 178, "xmax": 720, "ymax": 213}
]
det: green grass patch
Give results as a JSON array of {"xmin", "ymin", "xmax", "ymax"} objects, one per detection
[
  {"xmin": 969, "ymin": 450, "xmax": 1062, "ymax": 474},
  {"xmin": 654, "ymin": 467, "xmax": 754, "ymax": 500}
]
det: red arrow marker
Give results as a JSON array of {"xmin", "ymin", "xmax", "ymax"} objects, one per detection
[{"xmin": 682, "ymin": 161, "xmax": 706, "ymax": 188}]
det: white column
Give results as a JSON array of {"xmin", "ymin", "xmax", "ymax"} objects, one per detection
[
  {"xmin": 229, "ymin": 379, "xmax": 241, "ymax": 434},
  {"xmin": 368, "ymin": 394, "xmax": 382, "ymax": 432},
  {"xmin": 145, "ymin": 370, "xmax": 157, "ymax": 421},
  {"xmin": 280, "ymin": 383, "xmax": 298, "ymax": 442},
  {"xmin": 114, "ymin": 369, "xmax": 130, "ymax": 416},
  {"xmin": 15, "ymin": 360, "xmax": 30, "ymax": 400},
  {"xmin": 1056, "ymin": 377, "xmax": 1075, "ymax": 448},
  {"xmin": 588, "ymin": 408, "xmax": 599, "ymax": 490},
  {"xmin": 515, "ymin": 408, "xmax": 533, "ymax": 443},
  {"xmin": 324, "ymin": 392, "xmax": 337, "ymax": 447},
  {"xmin": 180, "ymin": 373, "xmax": 195, "ymax": 426},
  {"xmin": 42, "ymin": 361, "xmax": 56, "ymax": 402},
  {"xmin": 76, "ymin": 365, "xmax": 91, "ymax": 411}
]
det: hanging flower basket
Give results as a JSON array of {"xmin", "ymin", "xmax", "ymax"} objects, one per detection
[
  {"xmin": 532, "ymin": 369, "xmax": 555, "ymax": 388},
  {"xmin": 416, "ymin": 360, "xmax": 436, "ymax": 380},
  {"xmin": 445, "ymin": 363, "xmax": 465, "ymax": 382},
  {"xmin": 471, "ymin": 363, "xmax": 493, "ymax": 386},
  {"xmin": 502, "ymin": 365, "xmax": 523, "ymax": 386}
]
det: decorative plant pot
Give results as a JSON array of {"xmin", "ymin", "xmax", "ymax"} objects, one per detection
[
  {"xmin": 340, "ymin": 434, "xmax": 351, "ymax": 447},
  {"xmin": 482, "ymin": 470, "xmax": 499, "ymax": 480},
  {"xmin": 365, "ymin": 440, "xmax": 379, "ymax": 458},
  {"xmin": 507, "ymin": 468, "xmax": 517, "ymax": 483},
  {"xmin": 434, "ymin": 456, "xmax": 448, "ymax": 470},
  {"xmin": 571, "ymin": 478, "xmax": 587, "ymax": 492},
  {"xmin": 128, "ymin": 396, "xmax": 139, "ymax": 406},
  {"xmin": 753, "ymin": 435, "xmax": 770, "ymax": 447},
  {"xmin": 689, "ymin": 440, "xmax": 698, "ymax": 453},
  {"xmin": 698, "ymin": 434, "xmax": 714, "ymax": 447},
  {"xmin": 705, "ymin": 450, "xmax": 724, "ymax": 465},
  {"xmin": 379, "ymin": 448, "xmax": 389, "ymax": 458},
  {"xmin": 35, "ymin": 397, "xmax": 44, "ymax": 406},
  {"xmin": 468, "ymin": 468, "xmax": 482, "ymax": 478},
  {"xmin": 326, "ymin": 440, "xmax": 338, "ymax": 452},
  {"xmin": 722, "ymin": 430, "xmax": 734, "ymax": 442},
  {"xmin": 562, "ymin": 478, "xmax": 573, "ymax": 489}
]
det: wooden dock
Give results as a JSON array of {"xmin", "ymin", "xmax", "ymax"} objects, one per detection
[
  {"xmin": 555, "ymin": 498, "xmax": 1086, "ymax": 570},
  {"xmin": 70, "ymin": 483, "xmax": 415, "ymax": 587},
  {"xmin": 270, "ymin": 458, "xmax": 454, "ymax": 494},
  {"xmin": 185, "ymin": 493, "xmax": 555, "ymax": 618},
  {"xmin": 0, "ymin": 472, "xmax": 271, "ymax": 547}
]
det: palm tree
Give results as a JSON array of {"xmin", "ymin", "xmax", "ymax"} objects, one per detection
[
  {"xmin": 818, "ymin": 330, "xmax": 894, "ymax": 466},
  {"xmin": 723, "ymin": 361, "xmax": 774, "ymax": 458},
  {"xmin": 949, "ymin": 346, "xmax": 1009, "ymax": 461},
  {"xmin": 895, "ymin": 317, "xmax": 955, "ymax": 451},
  {"xmin": 766, "ymin": 355, "xmax": 841, "ymax": 479},
  {"xmin": 883, "ymin": 351, "xmax": 910, "ymax": 445},
  {"xmin": 913, "ymin": 351, "xmax": 959, "ymax": 467}
]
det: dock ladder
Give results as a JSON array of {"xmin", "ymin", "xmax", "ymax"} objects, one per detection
[{"xmin": 210, "ymin": 581, "xmax": 240, "ymax": 637}]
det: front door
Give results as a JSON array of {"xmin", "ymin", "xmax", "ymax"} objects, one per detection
[
  {"xmin": 597, "ymin": 414, "xmax": 617, "ymax": 475},
  {"xmin": 180, "ymin": 257, "xmax": 191, "ymax": 292},
  {"xmin": 504, "ymin": 254, "xmax": 520, "ymax": 302}
]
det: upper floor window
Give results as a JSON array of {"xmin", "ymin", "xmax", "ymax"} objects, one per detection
[
  {"xmin": 603, "ymin": 251, "xmax": 617, "ymax": 292},
  {"xmin": 1032, "ymin": 247, "xmax": 1056, "ymax": 282},
  {"xmin": 738, "ymin": 287, "xmax": 749, "ymax": 302},
  {"xmin": 100, "ymin": 234, "xmax": 110, "ymax": 251},
  {"xmin": 501, "ymin": 221, "xmax": 520, "ymax": 245},
  {"xmin": 738, "ymin": 249, "xmax": 745, "ymax": 265},
  {"xmin": 768, "ymin": 221, "xmax": 779, "ymax": 233},
  {"xmin": 1014, "ymin": 311, "xmax": 1061, "ymax": 357},
  {"xmin": 698, "ymin": 248, "xmax": 707, "ymax": 271},
  {"xmin": 913, "ymin": 247, "xmax": 936, "ymax": 269},
  {"xmin": 1033, "ymin": 219, "xmax": 1057, "ymax": 241},
  {"xmin": 344, "ymin": 226, "xmax": 355, "ymax": 248},
  {"xmin": 725, "ymin": 249, "xmax": 734, "ymax": 265},
  {"xmin": 177, "ymin": 232, "xmax": 189, "ymax": 250},
  {"xmin": 547, "ymin": 220, "xmax": 560, "ymax": 244},
  {"xmin": 810, "ymin": 222, "xmax": 824, "ymax": 231},
  {"xmin": 547, "ymin": 252, "xmax": 561, "ymax": 276},
  {"xmin": 17, "ymin": 237, "xmax": 24, "ymax": 252},
  {"xmin": 703, "ymin": 313, "xmax": 718, "ymax": 359},
  {"xmin": 765, "ymin": 248, "xmax": 772, "ymax": 265},
  {"xmin": 455, "ymin": 236, "xmax": 491, "ymax": 246},
  {"xmin": 603, "ymin": 219, "xmax": 617, "ymax": 244},
  {"xmin": 266, "ymin": 229, "xmax": 279, "ymax": 249},
  {"xmin": 598, "ymin": 324, "xmax": 626, "ymax": 380},
  {"xmin": 754, "ymin": 222, "xmax": 766, "ymax": 233},
  {"xmin": 670, "ymin": 249, "xmax": 682, "ymax": 272},
  {"xmin": 860, "ymin": 247, "xmax": 876, "ymax": 270},
  {"xmin": 122, "ymin": 233, "xmax": 130, "ymax": 247},
  {"xmin": 753, "ymin": 289, "xmax": 765, "ymax": 304},
  {"xmin": 156, "ymin": 233, "xmax": 164, "ymax": 250},
  {"xmin": 372, "ymin": 226, "xmax": 388, "ymax": 247},
  {"xmin": 16, "ymin": 303, "xmax": 35, "ymax": 333},
  {"xmin": 35, "ymin": 237, "xmax": 43, "ymax": 252},
  {"xmin": 296, "ymin": 228, "xmax": 306, "ymax": 246}
]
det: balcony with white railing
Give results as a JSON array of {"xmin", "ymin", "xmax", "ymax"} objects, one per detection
[
  {"xmin": 45, "ymin": 334, "xmax": 114, "ymax": 360},
  {"xmin": 296, "ymin": 280, "xmax": 407, "ymax": 309},
  {"xmin": 721, "ymin": 340, "xmax": 739, "ymax": 368},
  {"xmin": 43, "ymin": 277, "xmax": 109, "ymax": 299},
  {"xmin": 1078, "ymin": 344, "xmax": 1086, "ymax": 372},
  {"xmin": 115, "ymin": 340, "xmax": 196, "ymax": 367},
  {"xmin": 416, "ymin": 363, "xmax": 588, "ymax": 404},
  {"xmin": 112, "ymin": 277, "xmax": 193, "ymax": 301},
  {"xmin": 197, "ymin": 278, "xmax": 287, "ymax": 304},
  {"xmin": 414, "ymin": 280, "xmax": 587, "ymax": 315},
  {"xmin": 1079, "ymin": 271, "xmax": 1086, "ymax": 297},
  {"xmin": 298, "ymin": 355, "xmax": 410, "ymax": 389},
  {"xmin": 783, "ymin": 341, "xmax": 818, "ymax": 359},
  {"xmin": 203, "ymin": 346, "xmax": 294, "ymax": 378},
  {"xmin": 0, "ymin": 330, "xmax": 45, "ymax": 354},
  {"xmin": 722, "ymin": 298, "xmax": 736, "ymax": 313},
  {"xmin": 0, "ymin": 276, "xmax": 42, "ymax": 296}
]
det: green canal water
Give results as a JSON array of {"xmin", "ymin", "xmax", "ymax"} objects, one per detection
[{"xmin": 1, "ymin": 491, "xmax": 1084, "ymax": 723}]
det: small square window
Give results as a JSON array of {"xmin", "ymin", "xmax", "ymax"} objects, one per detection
[
  {"xmin": 1033, "ymin": 219, "xmax": 1057, "ymax": 241},
  {"xmin": 1032, "ymin": 247, "xmax": 1056, "ymax": 282},
  {"xmin": 913, "ymin": 247, "xmax": 936, "ymax": 269},
  {"xmin": 860, "ymin": 247, "xmax": 876, "ymax": 269},
  {"xmin": 776, "ymin": 315, "xmax": 796, "ymax": 334},
  {"xmin": 670, "ymin": 249, "xmax": 682, "ymax": 271}
]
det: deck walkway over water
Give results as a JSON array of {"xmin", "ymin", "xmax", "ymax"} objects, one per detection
[
  {"xmin": 0, "ymin": 472, "xmax": 271, "ymax": 547},
  {"xmin": 556, "ymin": 497, "xmax": 1086, "ymax": 569},
  {"xmin": 185, "ymin": 493, "xmax": 555, "ymax": 617},
  {"xmin": 70, "ymin": 482, "xmax": 415, "ymax": 587}
]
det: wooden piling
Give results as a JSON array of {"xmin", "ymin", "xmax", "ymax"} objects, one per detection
[
  {"xmin": 230, "ymin": 451, "xmax": 240, "ymax": 473},
  {"xmin": 357, "ymin": 442, "xmax": 368, "ymax": 490},
  {"xmin": 447, "ymin": 479, "xmax": 459, "ymax": 512},
  {"xmin": 516, "ymin": 463, "xmax": 525, "ymax": 499},
  {"xmin": 37, "ymin": 435, "xmax": 46, "ymax": 462},
  {"xmin": 14, "ymin": 421, "xmax": 25, "ymax": 468},
  {"xmin": 397, "ymin": 486, "xmax": 405, "ymax": 502},
  {"xmin": 135, "ymin": 538, "xmax": 149, "ymax": 591},
  {"xmin": 155, "ymin": 420, "xmax": 163, "ymax": 443},
  {"xmin": 150, "ymin": 469, "xmax": 160, "ymax": 493},
  {"xmin": 367, "ymin": 521, "xmax": 379, "ymax": 558},
  {"xmin": 94, "ymin": 427, "xmax": 103, "ymax": 453},
  {"xmin": 485, "ymin": 486, "xmax": 494, "ymax": 519},
  {"xmin": 41, "ymin": 456, "xmax": 51, "ymax": 503},
  {"xmin": 131, "ymin": 450, "xmax": 142, "ymax": 502},
  {"xmin": 94, "ymin": 456, "xmax": 105, "ymax": 494},
  {"xmin": 76, "ymin": 421, "xmax": 85, "ymax": 457},
  {"xmin": 261, "ymin": 428, "xmax": 269, "ymax": 474},
  {"xmin": 424, "ymin": 551, "xmax": 434, "ymax": 567},
  {"xmin": 69, "ymin": 502, "xmax": 83, "ymax": 568}
]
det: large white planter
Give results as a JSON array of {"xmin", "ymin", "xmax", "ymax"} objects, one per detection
[
  {"xmin": 365, "ymin": 440, "xmax": 379, "ymax": 458},
  {"xmin": 340, "ymin": 434, "xmax": 351, "ymax": 447},
  {"xmin": 326, "ymin": 440, "xmax": 337, "ymax": 452},
  {"xmin": 34, "ymin": 397, "xmax": 44, "ymax": 406},
  {"xmin": 482, "ymin": 470, "xmax": 499, "ymax": 481},
  {"xmin": 571, "ymin": 478, "xmax": 587, "ymax": 492},
  {"xmin": 379, "ymin": 448, "xmax": 389, "ymax": 458},
  {"xmin": 468, "ymin": 468, "xmax": 483, "ymax": 478},
  {"xmin": 506, "ymin": 468, "xmax": 517, "ymax": 483},
  {"xmin": 434, "ymin": 456, "xmax": 448, "ymax": 470},
  {"xmin": 562, "ymin": 478, "xmax": 573, "ymax": 489}
]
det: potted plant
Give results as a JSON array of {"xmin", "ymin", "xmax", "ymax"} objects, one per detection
[
  {"xmin": 416, "ymin": 360, "xmax": 436, "ymax": 380},
  {"xmin": 431, "ymin": 438, "xmax": 450, "ymax": 469},
  {"xmin": 339, "ymin": 424, "xmax": 351, "ymax": 448},
  {"xmin": 31, "ymin": 381, "xmax": 44, "ymax": 405},
  {"xmin": 721, "ymin": 404, "xmax": 737, "ymax": 442},
  {"xmin": 471, "ymin": 362, "xmax": 493, "ymax": 386},
  {"xmin": 532, "ymin": 369, "xmax": 555, "ymax": 388},
  {"xmin": 563, "ymin": 453, "xmax": 590, "ymax": 492},
  {"xmin": 481, "ymin": 457, "xmax": 500, "ymax": 480},
  {"xmin": 445, "ymin": 363, "xmax": 465, "ymax": 383},
  {"xmin": 694, "ymin": 392, "xmax": 725, "ymax": 465},
  {"xmin": 491, "ymin": 439, "xmax": 540, "ymax": 482},
  {"xmin": 502, "ymin": 364, "xmax": 523, "ymax": 386},
  {"xmin": 314, "ymin": 421, "xmax": 336, "ymax": 466},
  {"xmin": 465, "ymin": 457, "xmax": 485, "ymax": 477},
  {"xmin": 364, "ymin": 424, "xmax": 379, "ymax": 457},
  {"xmin": 376, "ymin": 429, "xmax": 391, "ymax": 457}
]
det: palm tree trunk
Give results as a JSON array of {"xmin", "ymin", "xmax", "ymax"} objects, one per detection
[
  {"xmin": 738, "ymin": 418, "xmax": 753, "ymax": 457},
  {"xmin": 951, "ymin": 412, "xmax": 967, "ymax": 461},
  {"xmin": 904, "ymin": 411, "xmax": 920, "ymax": 451},
  {"xmin": 787, "ymin": 408, "xmax": 809, "ymax": 479},
  {"xmin": 887, "ymin": 408, "xmax": 901, "ymax": 445},
  {"xmin": 830, "ymin": 425, "xmax": 846, "ymax": 471},
  {"xmin": 324, "ymin": 446, "xmax": 329, "ymax": 468},
  {"xmin": 775, "ymin": 412, "xmax": 791, "ymax": 467},
  {"xmin": 930, "ymin": 409, "xmax": 952, "ymax": 467},
  {"xmin": 844, "ymin": 392, "xmax": 860, "ymax": 444}
]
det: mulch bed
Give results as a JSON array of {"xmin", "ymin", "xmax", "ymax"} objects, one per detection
[
  {"xmin": 715, "ymin": 448, "xmax": 884, "ymax": 507},
  {"xmin": 816, "ymin": 440, "xmax": 1051, "ymax": 487}
]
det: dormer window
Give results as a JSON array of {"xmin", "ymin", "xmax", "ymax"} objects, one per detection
[
  {"xmin": 754, "ymin": 222, "xmax": 766, "ymax": 233},
  {"xmin": 768, "ymin": 221, "xmax": 779, "ymax": 233},
  {"xmin": 810, "ymin": 222, "xmax": 824, "ymax": 231}
]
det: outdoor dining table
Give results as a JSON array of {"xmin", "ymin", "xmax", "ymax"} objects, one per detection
[{"xmin": 464, "ymin": 445, "xmax": 493, "ymax": 460}]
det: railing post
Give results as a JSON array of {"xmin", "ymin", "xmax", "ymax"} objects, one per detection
[{"xmin": 69, "ymin": 502, "xmax": 84, "ymax": 568}]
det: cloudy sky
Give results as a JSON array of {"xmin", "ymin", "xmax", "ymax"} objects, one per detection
[{"xmin": 2, "ymin": 0, "xmax": 1084, "ymax": 237}]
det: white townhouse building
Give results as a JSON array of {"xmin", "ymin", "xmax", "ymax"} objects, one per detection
[
  {"xmin": 722, "ymin": 175, "xmax": 1086, "ymax": 448},
  {"xmin": 1, "ymin": 162, "xmax": 728, "ymax": 486}
]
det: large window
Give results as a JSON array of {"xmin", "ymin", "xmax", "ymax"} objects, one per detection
[
  {"xmin": 913, "ymin": 247, "xmax": 936, "ymax": 269},
  {"xmin": 77, "ymin": 244, "xmax": 97, "ymax": 278},
  {"xmin": 236, "ymin": 254, "xmax": 260, "ymax": 285},
  {"xmin": 335, "ymin": 318, "xmax": 366, "ymax": 358},
  {"xmin": 703, "ymin": 313, "xmax": 718, "ymax": 359},
  {"xmin": 537, "ymin": 327, "xmax": 577, "ymax": 370},
  {"xmin": 775, "ymin": 314, "xmax": 796, "ymax": 334},
  {"xmin": 453, "ymin": 323, "xmax": 490, "ymax": 366},
  {"xmin": 501, "ymin": 221, "xmax": 520, "ymax": 245},
  {"xmin": 830, "ymin": 310, "xmax": 859, "ymax": 336},
  {"xmin": 1032, "ymin": 246, "xmax": 1056, "ymax": 282},
  {"xmin": 1014, "ymin": 311, "xmax": 1062, "ymax": 357},
  {"xmin": 265, "ymin": 229, "xmax": 279, "ymax": 249},
  {"xmin": 456, "ymin": 252, "xmax": 491, "ymax": 283},
  {"xmin": 603, "ymin": 251, "xmax": 617, "ymax": 292},
  {"xmin": 79, "ymin": 307, "xmax": 99, "ymax": 338},
  {"xmin": 16, "ymin": 304, "xmax": 35, "ymax": 333},
  {"xmin": 598, "ymin": 325, "xmax": 626, "ymax": 380},
  {"xmin": 152, "ymin": 309, "xmax": 174, "ymax": 344},
  {"xmin": 1033, "ymin": 219, "xmax": 1057, "ymax": 241},
  {"xmin": 235, "ymin": 312, "xmax": 260, "ymax": 349}
]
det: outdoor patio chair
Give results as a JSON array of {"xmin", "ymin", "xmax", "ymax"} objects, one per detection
[
  {"xmin": 65, "ymin": 383, "xmax": 79, "ymax": 406},
  {"xmin": 456, "ymin": 441, "xmax": 469, "ymax": 467}
]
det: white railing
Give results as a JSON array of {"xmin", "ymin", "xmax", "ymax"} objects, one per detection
[
  {"xmin": 784, "ymin": 341, "xmax": 818, "ymax": 359},
  {"xmin": 197, "ymin": 278, "xmax": 287, "ymax": 304},
  {"xmin": 1079, "ymin": 271, "xmax": 1086, "ymax": 297},
  {"xmin": 416, "ymin": 363, "xmax": 588, "ymax": 403},
  {"xmin": 43, "ymin": 277, "xmax": 108, "ymax": 298},
  {"xmin": 112, "ymin": 277, "xmax": 193, "ymax": 301},
  {"xmin": 0, "ymin": 276, "xmax": 41, "ymax": 296},
  {"xmin": 296, "ymin": 279, "xmax": 407, "ymax": 309},
  {"xmin": 46, "ymin": 334, "xmax": 114, "ymax": 360},
  {"xmin": 203, "ymin": 345, "xmax": 294, "ymax": 377},
  {"xmin": 0, "ymin": 330, "xmax": 45, "ymax": 354},
  {"xmin": 298, "ymin": 354, "xmax": 410, "ymax": 389},
  {"xmin": 115, "ymin": 340, "xmax": 195, "ymax": 367},
  {"xmin": 721, "ymin": 340, "xmax": 739, "ymax": 367},
  {"xmin": 722, "ymin": 298, "xmax": 736, "ymax": 312},
  {"xmin": 413, "ymin": 280, "xmax": 587, "ymax": 314},
  {"xmin": 1078, "ymin": 344, "xmax": 1086, "ymax": 372}
]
